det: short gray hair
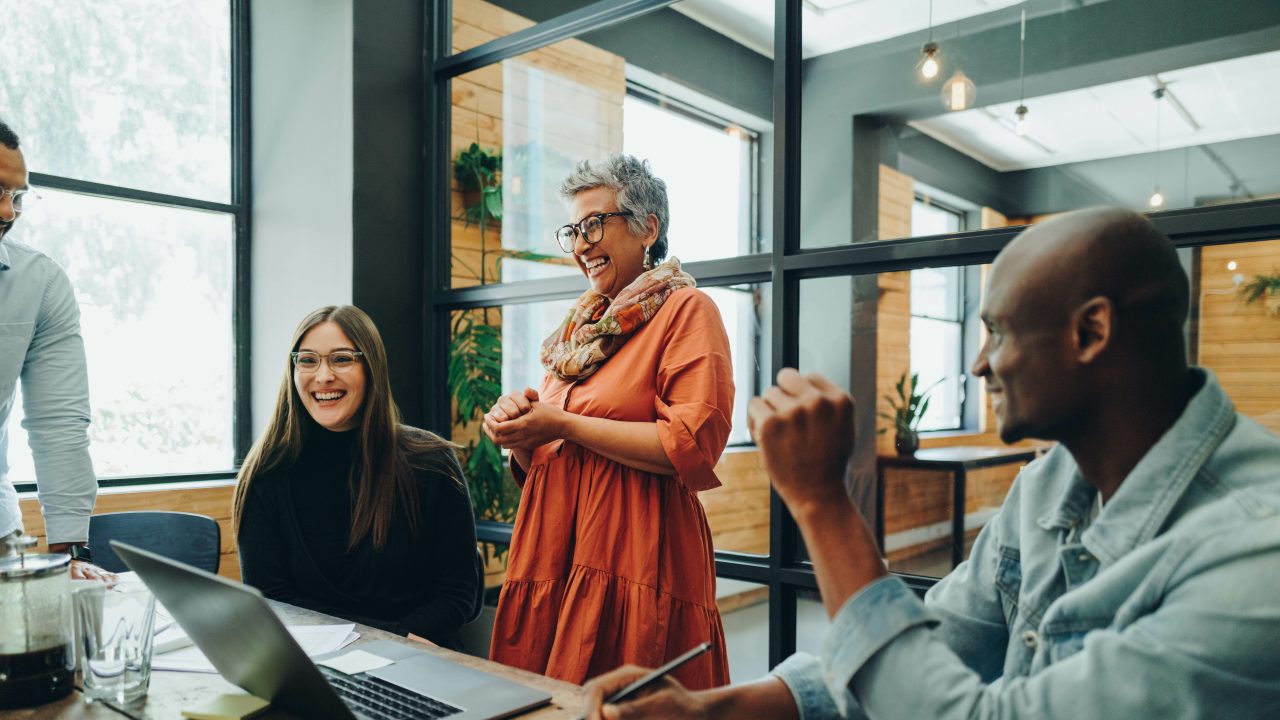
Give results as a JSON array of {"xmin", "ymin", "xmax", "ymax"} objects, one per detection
[{"xmin": 559, "ymin": 154, "xmax": 670, "ymax": 263}]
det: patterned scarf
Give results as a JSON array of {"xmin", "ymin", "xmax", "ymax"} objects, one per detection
[{"xmin": 541, "ymin": 257, "xmax": 696, "ymax": 381}]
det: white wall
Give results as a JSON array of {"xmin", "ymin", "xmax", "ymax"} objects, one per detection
[{"xmin": 250, "ymin": 0, "xmax": 354, "ymax": 437}]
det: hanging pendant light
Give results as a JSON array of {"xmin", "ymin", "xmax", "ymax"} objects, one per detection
[
  {"xmin": 1149, "ymin": 87, "xmax": 1165, "ymax": 208},
  {"xmin": 917, "ymin": 0, "xmax": 940, "ymax": 80},
  {"xmin": 941, "ymin": 70, "xmax": 976, "ymax": 111},
  {"xmin": 1015, "ymin": 105, "xmax": 1029, "ymax": 136},
  {"xmin": 919, "ymin": 42, "xmax": 940, "ymax": 79},
  {"xmin": 1014, "ymin": 5, "xmax": 1030, "ymax": 135}
]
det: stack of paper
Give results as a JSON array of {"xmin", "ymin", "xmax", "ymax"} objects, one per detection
[{"xmin": 153, "ymin": 624, "xmax": 359, "ymax": 673}]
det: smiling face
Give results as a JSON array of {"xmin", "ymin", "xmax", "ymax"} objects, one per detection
[
  {"xmin": 293, "ymin": 321, "xmax": 367, "ymax": 432},
  {"xmin": 568, "ymin": 186, "xmax": 655, "ymax": 299},
  {"xmin": 971, "ymin": 245, "xmax": 1078, "ymax": 444},
  {"xmin": 0, "ymin": 144, "xmax": 27, "ymax": 241}
]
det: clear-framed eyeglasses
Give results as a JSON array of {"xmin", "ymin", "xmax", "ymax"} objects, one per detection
[
  {"xmin": 290, "ymin": 350, "xmax": 365, "ymax": 374},
  {"xmin": 553, "ymin": 211, "xmax": 633, "ymax": 253},
  {"xmin": 0, "ymin": 186, "xmax": 40, "ymax": 214}
]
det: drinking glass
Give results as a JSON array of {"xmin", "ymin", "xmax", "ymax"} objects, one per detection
[{"xmin": 73, "ymin": 582, "xmax": 156, "ymax": 704}]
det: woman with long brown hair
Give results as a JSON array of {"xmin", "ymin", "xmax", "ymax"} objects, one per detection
[{"xmin": 233, "ymin": 305, "xmax": 479, "ymax": 648}]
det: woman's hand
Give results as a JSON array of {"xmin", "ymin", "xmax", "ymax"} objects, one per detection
[
  {"xmin": 483, "ymin": 391, "xmax": 570, "ymax": 451},
  {"xmin": 486, "ymin": 387, "xmax": 539, "ymax": 424}
]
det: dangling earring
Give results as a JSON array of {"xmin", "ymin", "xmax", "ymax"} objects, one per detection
[{"xmin": 643, "ymin": 246, "xmax": 653, "ymax": 270}]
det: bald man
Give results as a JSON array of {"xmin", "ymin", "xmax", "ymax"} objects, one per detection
[{"xmin": 583, "ymin": 208, "xmax": 1280, "ymax": 719}]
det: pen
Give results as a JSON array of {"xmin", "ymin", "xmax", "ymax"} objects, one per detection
[{"xmin": 574, "ymin": 641, "xmax": 713, "ymax": 720}]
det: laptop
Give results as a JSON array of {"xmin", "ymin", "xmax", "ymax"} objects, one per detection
[{"xmin": 111, "ymin": 540, "xmax": 552, "ymax": 720}]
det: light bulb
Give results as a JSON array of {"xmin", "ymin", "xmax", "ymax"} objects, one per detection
[
  {"xmin": 1227, "ymin": 261, "xmax": 1237, "ymax": 271},
  {"xmin": 1014, "ymin": 105, "xmax": 1029, "ymax": 136},
  {"xmin": 922, "ymin": 55, "xmax": 939, "ymax": 79},
  {"xmin": 917, "ymin": 43, "xmax": 940, "ymax": 80},
  {"xmin": 941, "ymin": 70, "xmax": 976, "ymax": 111},
  {"xmin": 1149, "ymin": 189, "xmax": 1165, "ymax": 208}
]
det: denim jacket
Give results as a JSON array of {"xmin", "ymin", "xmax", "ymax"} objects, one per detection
[{"xmin": 773, "ymin": 369, "xmax": 1280, "ymax": 719}]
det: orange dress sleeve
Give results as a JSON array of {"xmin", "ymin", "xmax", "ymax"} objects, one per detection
[{"xmin": 653, "ymin": 289, "xmax": 735, "ymax": 493}]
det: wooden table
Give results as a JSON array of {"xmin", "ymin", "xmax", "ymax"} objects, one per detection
[
  {"xmin": 13, "ymin": 601, "xmax": 583, "ymax": 719},
  {"xmin": 877, "ymin": 446, "xmax": 1040, "ymax": 569}
]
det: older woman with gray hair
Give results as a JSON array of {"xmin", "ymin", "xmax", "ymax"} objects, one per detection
[{"xmin": 483, "ymin": 154, "xmax": 732, "ymax": 689}]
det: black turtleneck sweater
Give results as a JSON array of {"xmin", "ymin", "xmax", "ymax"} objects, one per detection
[{"xmin": 237, "ymin": 427, "xmax": 479, "ymax": 649}]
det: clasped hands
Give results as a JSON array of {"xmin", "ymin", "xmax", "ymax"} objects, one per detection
[
  {"xmin": 482, "ymin": 387, "xmax": 569, "ymax": 451},
  {"xmin": 580, "ymin": 368, "xmax": 856, "ymax": 720}
]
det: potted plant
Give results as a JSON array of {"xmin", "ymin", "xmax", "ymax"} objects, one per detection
[
  {"xmin": 454, "ymin": 143, "xmax": 503, "ymax": 286},
  {"xmin": 879, "ymin": 371, "xmax": 940, "ymax": 456},
  {"xmin": 1239, "ymin": 273, "xmax": 1280, "ymax": 317}
]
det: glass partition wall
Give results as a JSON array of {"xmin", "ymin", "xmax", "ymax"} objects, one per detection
[{"xmin": 424, "ymin": 0, "xmax": 1280, "ymax": 668}]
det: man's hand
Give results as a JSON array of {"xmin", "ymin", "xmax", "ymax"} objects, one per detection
[
  {"xmin": 47, "ymin": 542, "xmax": 118, "ymax": 586},
  {"xmin": 70, "ymin": 560, "xmax": 118, "ymax": 586},
  {"xmin": 747, "ymin": 369, "xmax": 856, "ymax": 518},
  {"xmin": 581, "ymin": 665, "xmax": 710, "ymax": 720}
]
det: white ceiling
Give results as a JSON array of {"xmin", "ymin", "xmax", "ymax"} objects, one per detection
[
  {"xmin": 673, "ymin": 0, "xmax": 1024, "ymax": 59},
  {"xmin": 910, "ymin": 49, "xmax": 1280, "ymax": 172}
]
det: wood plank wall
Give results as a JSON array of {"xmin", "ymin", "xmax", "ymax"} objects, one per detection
[
  {"xmin": 18, "ymin": 483, "xmax": 240, "ymax": 581},
  {"xmin": 1198, "ymin": 240, "xmax": 1280, "ymax": 434},
  {"xmin": 699, "ymin": 449, "xmax": 771, "ymax": 556}
]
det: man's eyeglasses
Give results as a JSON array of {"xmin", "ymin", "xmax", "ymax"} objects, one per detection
[
  {"xmin": 0, "ymin": 187, "xmax": 39, "ymax": 214},
  {"xmin": 553, "ymin": 211, "xmax": 633, "ymax": 253},
  {"xmin": 290, "ymin": 350, "xmax": 365, "ymax": 374}
]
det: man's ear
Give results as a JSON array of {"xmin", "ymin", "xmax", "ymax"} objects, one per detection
[{"xmin": 1074, "ymin": 296, "xmax": 1113, "ymax": 364}]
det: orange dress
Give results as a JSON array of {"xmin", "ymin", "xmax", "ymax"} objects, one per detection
[{"xmin": 489, "ymin": 288, "xmax": 733, "ymax": 689}]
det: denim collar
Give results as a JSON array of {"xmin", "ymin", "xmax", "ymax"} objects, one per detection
[{"xmin": 1036, "ymin": 368, "xmax": 1236, "ymax": 566}]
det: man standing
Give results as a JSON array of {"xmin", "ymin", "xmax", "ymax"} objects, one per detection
[
  {"xmin": 0, "ymin": 118, "xmax": 110, "ymax": 581},
  {"xmin": 584, "ymin": 207, "xmax": 1280, "ymax": 718}
]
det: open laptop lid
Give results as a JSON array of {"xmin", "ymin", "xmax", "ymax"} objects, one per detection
[{"xmin": 111, "ymin": 540, "xmax": 356, "ymax": 719}]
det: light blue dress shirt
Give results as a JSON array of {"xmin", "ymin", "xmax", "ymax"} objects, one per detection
[
  {"xmin": 773, "ymin": 368, "xmax": 1280, "ymax": 719},
  {"xmin": 0, "ymin": 237, "xmax": 96, "ymax": 543}
]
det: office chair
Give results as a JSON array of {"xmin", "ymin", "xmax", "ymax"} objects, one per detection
[{"xmin": 89, "ymin": 511, "xmax": 222, "ymax": 574}]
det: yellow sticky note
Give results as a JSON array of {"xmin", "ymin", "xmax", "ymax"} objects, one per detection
[{"xmin": 180, "ymin": 693, "xmax": 271, "ymax": 720}]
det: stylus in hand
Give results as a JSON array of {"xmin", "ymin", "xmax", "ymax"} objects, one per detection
[{"xmin": 575, "ymin": 641, "xmax": 713, "ymax": 720}]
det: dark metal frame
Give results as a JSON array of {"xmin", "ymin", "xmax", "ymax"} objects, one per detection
[
  {"xmin": 14, "ymin": 0, "xmax": 251, "ymax": 491},
  {"xmin": 423, "ymin": 0, "xmax": 1280, "ymax": 669}
]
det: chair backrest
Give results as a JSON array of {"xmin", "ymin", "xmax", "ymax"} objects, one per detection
[{"xmin": 89, "ymin": 511, "xmax": 221, "ymax": 574}]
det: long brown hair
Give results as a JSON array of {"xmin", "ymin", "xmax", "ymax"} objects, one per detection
[{"xmin": 232, "ymin": 305, "xmax": 461, "ymax": 550}]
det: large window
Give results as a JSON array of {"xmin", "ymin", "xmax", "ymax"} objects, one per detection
[
  {"xmin": 426, "ymin": 0, "xmax": 1280, "ymax": 670},
  {"xmin": 909, "ymin": 198, "xmax": 968, "ymax": 432},
  {"xmin": 1, "ymin": 1, "xmax": 247, "ymax": 483},
  {"xmin": 623, "ymin": 86, "xmax": 761, "ymax": 260}
]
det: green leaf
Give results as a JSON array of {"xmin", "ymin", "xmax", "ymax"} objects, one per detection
[{"xmin": 484, "ymin": 190, "xmax": 503, "ymax": 221}]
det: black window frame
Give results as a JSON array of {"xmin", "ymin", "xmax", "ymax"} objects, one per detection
[
  {"xmin": 423, "ymin": 0, "xmax": 1280, "ymax": 669},
  {"xmin": 11, "ymin": 0, "xmax": 252, "ymax": 493}
]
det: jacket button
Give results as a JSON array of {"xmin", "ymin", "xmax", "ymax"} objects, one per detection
[{"xmin": 1022, "ymin": 630, "xmax": 1038, "ymax": 648}]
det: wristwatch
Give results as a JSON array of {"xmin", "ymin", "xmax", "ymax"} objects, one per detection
[{"xmin": 67, "ymin": 544, "xmax": 93, "ymax": 563}]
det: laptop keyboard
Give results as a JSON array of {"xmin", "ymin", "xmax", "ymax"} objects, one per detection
[{"xmin": 320, "ymin": 665, "xmax": 463, "ymax": 719}]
